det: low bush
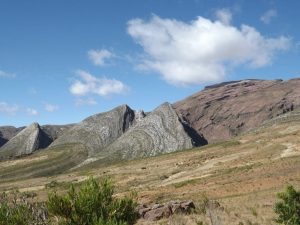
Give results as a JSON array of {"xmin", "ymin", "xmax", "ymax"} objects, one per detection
[
  {"xmin": 47, "ymin": 177, "xmax": 138, "ymax": 225},
  {"xmin": 0, "ymin": 191, "xmax": 47, "ymax": 225},
  {"xmin": 274, "ymin": 185, "xmax": 300, "ymax": 225}
]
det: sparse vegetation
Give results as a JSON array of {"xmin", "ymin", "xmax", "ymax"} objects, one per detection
[
  {"xmin": 0, "ymin": 191, "xmax": 47, "ymax": 225},
  {"xmin": 0, "ymin": 178, "xmax": 138, "ymax": 225},
  {"xmin": 47, "ymin": 177, "xmax": 138, "ymax": 225}
]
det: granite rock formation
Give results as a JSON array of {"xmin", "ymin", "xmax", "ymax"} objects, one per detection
[{"xmin": 173, "ymin": 79, "xmax": 300, "ymax": 143}]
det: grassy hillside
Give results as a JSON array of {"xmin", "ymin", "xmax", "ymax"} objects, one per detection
[{"xmin": 0, "ymin": 111, "xmax": 300, "ymax": 224}]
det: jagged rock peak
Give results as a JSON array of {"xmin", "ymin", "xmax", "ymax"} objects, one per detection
[
  {"xmin": 102, "ymin": 102, "xmax": 205, "ymax": 160},
  {"xmin": 50, "ymin": 104, "xmax": 136, "ymax": 156},
  {"xmin": 0, "ymin": 122, "xmax": 49, "ymax": 158},
  {"xmin": 134, "ymin": 110, "xmax": 146, "ymax": 123},
  {"xmin": 0, "ymin": 126, "xmax": 25, "ymax": 147}
]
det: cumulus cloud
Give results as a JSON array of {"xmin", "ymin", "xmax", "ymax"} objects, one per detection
[
  {"xmin": 44, "ymin": 103, "xmax": 59, "ymax": 112},
  {"xmin": 215, "ymin": 8, "xmax": 232, "ymax": 25},
  {"xmin": 70, "ymin": 70, "xmax": 128, "ymax": 97},
  {"xmin": 261, "ymin": 9, "xmax": 277, "ymax": 24},
  {"xmin": 0, "ymin": 70, "xmax": 15, "ymax": 78},
  {"xmin": 26, "ymin": 108, "xmax": 38, "ymax": 116},
  {"xmin": 88, "ymin": 49, "xmax": 114, "ymax": 66},
  {"xmin": 75, "ymin": 98, "xmax": 98, "ymax": 107},
  {"xmin": 0, "ymin": 102, "xmax": 19, "ymax": 115},
  {"xmin": 127, "ymin": 15, "xmax": 290, "ymax": 86}
]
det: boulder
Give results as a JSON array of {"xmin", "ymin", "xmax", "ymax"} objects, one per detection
[{"xmin": 138, "ymin": 200, "xmax": 195, "ymax": 221}]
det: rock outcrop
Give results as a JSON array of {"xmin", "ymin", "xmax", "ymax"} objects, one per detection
[
  {"xmin": 173, "ymin": 79, "xmax": 300, "ymax": 143},
  {"xmin": 41, "ymin": 124, "xmax": 74, "ymax": 142},
  {"xmin": 103, "ymin": 103, "xmax": 205, "ymax": 160},
  {"xmin": 138, "ymin": 201, "xmax": 195, "ymax": 221},
  {"xmin": 0, "ymin": 126, "xmax": 25, "ymax": 147},
  {"xmin": 0, "ymin": 123, "xmax": 51, "ymax": 158},
  {"xmin": 50, "ymin": 105, "xmax": 136, "ymax": 155}
]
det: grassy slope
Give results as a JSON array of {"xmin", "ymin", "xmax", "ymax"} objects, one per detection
[{"xmin": 0, "ymin": 112, "xmax": 300, "ymax": 224}]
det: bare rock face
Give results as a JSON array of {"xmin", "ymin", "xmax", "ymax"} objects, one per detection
[
  {"xmin": 173, "ymin": 79, "xmax": 300, "ymax": 143},
  {"xmin": 41, "ymin": 124, "xmax": 74, "ymax": 142},
  {"xmin": 138, "ymin": 201, "xmax": 195, "ymax": 221},
  {"xmin": 103, "ymin": 102, "xmax": 206, "ymax": 160},
  {"xmin": 50, "ymin": 105, "xmax": 135, "ymax": 155},
  {"xmin": 0, "ymin": 126, "xmax": 25, "ymax": 147},
  {"xmin": 133, "ymin": 110, "xmax": 146, "ymax": 124},
  {"xmin": 0, "ymin": 123, "xmax": 51, "ymax": 158}
]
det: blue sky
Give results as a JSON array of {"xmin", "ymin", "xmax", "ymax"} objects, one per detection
[{"xmin": 1, "ymin": 0, "xmax": 300, "ymax": 127}]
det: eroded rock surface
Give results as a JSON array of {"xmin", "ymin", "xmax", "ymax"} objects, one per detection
[
  {"xmin": 0, "ymin": 126, "xmax": 25, "ymax": 147},
  {"xmin": 103, "ymin": 103, "xmax": 205, "ymax": 160},
  {"xmin": 50, "ymin": 105, "xmax": 136, "ymax": 155},
  {"xmin": 41, "ymin": 124, "xmax": 74, "ymax": 142},
  {"xmin": 173, "ymin": 79, "xmax": 300, "ymax": 143},
  {"xmin": 138, "ymin": 201, "xmax": 195, "ymax": 221},
  {"xmin": 0, "ymin": 123, "xmax": 51, "ymax": 158}
]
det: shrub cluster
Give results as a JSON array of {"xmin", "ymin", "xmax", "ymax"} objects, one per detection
[
  {"xmin": 47, "ymin": 177, "xmax": 138, "ymax": 225},
  {"xmin": 0, "ymin": 178, "xmax": 137, "ymax": 225}
]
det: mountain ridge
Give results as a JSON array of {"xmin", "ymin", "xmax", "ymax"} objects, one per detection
[{"xmin": 1, "ymin": 78, "xmax": 300, "ymax": 165}]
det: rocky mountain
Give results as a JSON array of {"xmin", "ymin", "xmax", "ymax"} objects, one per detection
[
  {"xmin": 0, "ymin": 126, "xmax": 25, "ymax": 147},
  {"xmin": 102, "ymin": 102, "xmax": 206, "ymax": 160},
  {"xmin": 0, "ymin": 123, "xmax": 50, "ymax": 158},
  {"xmin": 41, "ymin": 124, "xmax": 75, "ymax": 142},
  {"xmin": 0, "ymin": 124, "xmax": 73, "ymax": 148},
  {"xmin": 1, "ymin": 78, "xmax": 300, "ymax": 164},
  {"xmin": 173, "ymin": 78, "xmax": 300, "ymax": 143},
  {"xmin": 50, "ymin": 104, "xmax": 136, "ymax": 156}
]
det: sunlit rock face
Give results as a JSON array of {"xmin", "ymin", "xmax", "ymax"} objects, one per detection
[
  {"xmin": 50, "ymin": 104, "xmax": 136, "ymax": 156},
  {"xmin": 0, "ymin": 123, "xmax": 51, "ymax": 158},
  {"xmin": 103, "ymin": 102, "xmax": 206, "ymax": 160},
  {"xmin": 173, "ymin": 79, "xmax": 300, "ymax": 143}
]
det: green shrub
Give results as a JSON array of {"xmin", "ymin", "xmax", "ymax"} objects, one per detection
[
  {"xmin": 0, "ymin": 191, "xmax": 44, "ymax": 225},
  {"xmin": 47, "ymin": 177, "xmax": 138, "ymax": 225},
  {"xmin": 274, "ymin": 185, "xmax": 300, "ymax": 225}
]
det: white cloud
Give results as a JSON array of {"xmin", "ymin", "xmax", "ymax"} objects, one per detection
[
  {"xmin": 26, "ymin": 108, "xmax": 38, "ymax": 116},
  {"xmin": 0, "ymin": 102, "xmax": 19, "ymax": 115},
  {"xmin": 0, "ymin": 70, "xmax": 15, "ymax": 78},
  {"xmin": 127, "ymin": 15, "xmax": 290, "ymax": 86},
  {"xmin": 70, "ymin": 70, "xmax": 129, "ymax": 97},
  {"xmin": 75, "ymin": 98, "xmax": 98, "ymax": 107},
  {"xmin": 44, "ymin": 103, "xmax": 59, "ymax": 112},
  {"xmin": 260, "ymin": 9, "xmax": 277, "ymax": 24},
  {"xmin": 88, "ymin": 49, "xmax": 114, "ymax": 66},
  {"xmin": 215, "ymin": 8, "xmax": 232, "ymax": 25}
]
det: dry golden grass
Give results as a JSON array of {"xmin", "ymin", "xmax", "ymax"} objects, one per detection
[{"xmin": 1, "ymin": 117, "xmax": 300, "ymax": 224}]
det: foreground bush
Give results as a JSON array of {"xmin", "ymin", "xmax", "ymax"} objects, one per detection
[
  {"xmin": 47, "ymin": 177, "xmax": 138, "ymax": 225},
  {"xmin": 274, "ymin": 185, "xmax": 300, "ymax": 225}
]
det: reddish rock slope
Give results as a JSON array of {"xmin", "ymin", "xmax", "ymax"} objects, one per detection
[{"xmin": 173, "ymin": 78, "xmax": 300, "ymax": 143}]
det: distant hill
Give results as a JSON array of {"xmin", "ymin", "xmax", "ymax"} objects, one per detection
[{"xmin": 173, "ymin": 78, "xmax": 300, "ymax": 143}]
